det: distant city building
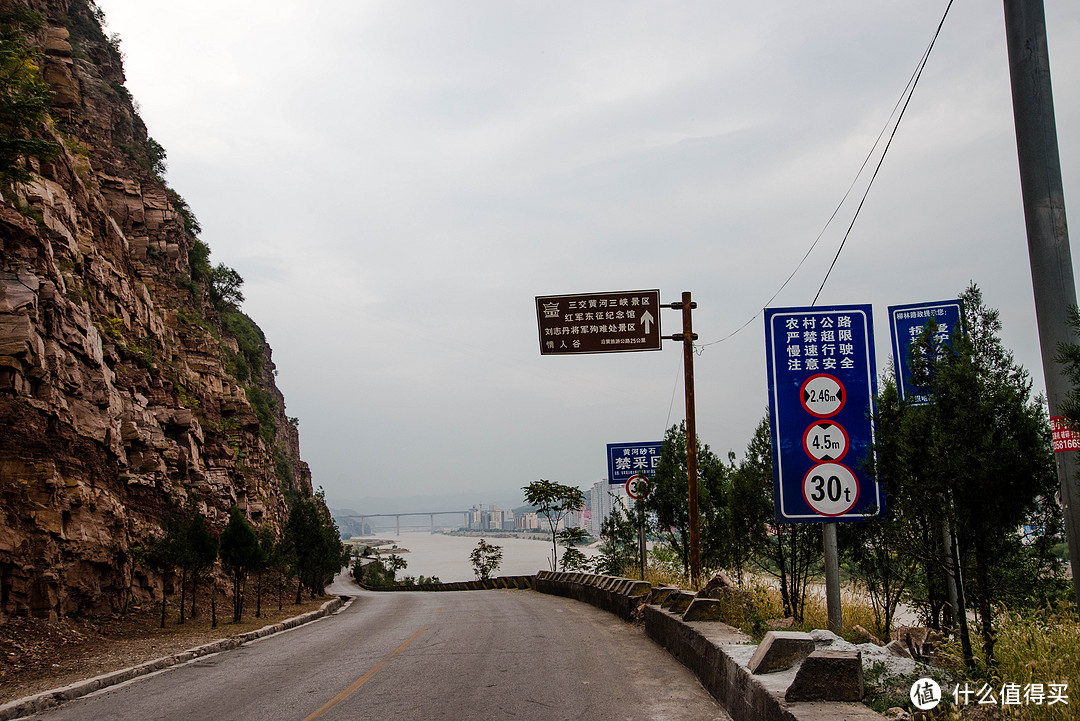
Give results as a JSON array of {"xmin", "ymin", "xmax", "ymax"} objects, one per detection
[
  {"xmin": 467, "ymin": 504, "xmax": 515, "ymax": 531},
  {"xmin": 565, "ymin": 506, "xmax": 588, "ymax": 531},
  {"xmin": 589, "ymin": 480, "xmax": 629, "ymax": 537},
  {"xmin": 516, "ymin": 512, "xmax": 541, "ymax": 531}
]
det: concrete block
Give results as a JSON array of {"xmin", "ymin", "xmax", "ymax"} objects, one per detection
[
  {"xmin": 625, "ymin": 581, "xmax": 652, "ymax": 597},
  {"xmin": 747, "ymin": 631, "xmax": 815, "ymax": 674},
  {"xmin": 648, "ymin": 586, "xmax": 675, "ymax": 605},
  {"xmin": 664, "ymin": 590, "xmax": 695, "ymax": 614},
  {"xmin": 683, "ymin": 597, "xmax": 724, "ymax": 621},
  {"xmin": 785, "ymin": 650, "xmax": 864, "ymax": 702}
]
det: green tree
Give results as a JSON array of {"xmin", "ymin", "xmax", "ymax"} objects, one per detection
[
  {"xmin": 384, "ymin": 554, "xmax": 407, "ymax": 581},
  {"xmin": 253, "ymin": 524, "xmax": 274, "ymax": 618},
  {"xmin": 877, "ymin": 284, "xmax": 1061, "ymax": 668},
  {"xmin": 285, "ymin": 492, "xmax": 343, "ymax": 600},
  {"xmin": 522, "ymin": 479, "xmax": 585, "ymax": 571},
  {"xmin": 147, "ymin": 522, "xmax": 185, "ymax": 628},
  {"xmin": 219, "ymin": 507, "xmax": 260, "ymax": 623},
  {"xmin": 208, "ymin": 263, "xmax": 244, "ymax": 310},
  {"xmin": 469, "ymin": 538, "xmax": 503, "ymax": 580},
  {"xmin": 557, "ymin": 526, "xmax": 592, "ymax": 572},
  {"xmin": 185, "ymin": 511, "xmax": 218, "ymax": 620},
  {"xmin": 736, "ymin": 414, "xmax": 821, "ymax": 621},
  {"xmin": 838, "ymin": 377, "xmax": 919, "ymax": 640},
  {"xmin": 724, "ymin": 444, "xmax": 771, "ymax": 585},
  {"xmin": 0, "ymin": 8, "xmax": 59, "ymax": 187},
  {"xmin": 594, "ymin": 503, "xmax": 637, "ymax": 577},
  {"xmin": 644, "ymin": 422, "xmax": 730, "ymax": 581}
]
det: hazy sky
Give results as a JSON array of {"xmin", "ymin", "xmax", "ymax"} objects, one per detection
[{"xmin": 98, "ymin": 1, "xmax": 1079, "ymax": 512}]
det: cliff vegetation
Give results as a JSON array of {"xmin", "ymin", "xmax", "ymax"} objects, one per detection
[{"xmin": 1, "ymin": 0, "xmax": 322, "ymax": 620}]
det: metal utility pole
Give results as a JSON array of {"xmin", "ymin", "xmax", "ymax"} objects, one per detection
[{"xmin": 1004, "ymin": 0, "xmax": 1080, "ymax": 607}]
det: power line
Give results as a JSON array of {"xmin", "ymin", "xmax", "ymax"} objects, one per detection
[
  {"xmin": 813, "ymin": 0, "xmax": 956, "ymax": 305},
  {"xmin": 700, "ymin": 0, "xmax": 957, "ymax": 344}
]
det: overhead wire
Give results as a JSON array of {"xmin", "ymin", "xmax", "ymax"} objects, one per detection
[
  {"xmin": 812, "ymin": 0, "xmax": 956, "ymax": 306},
  {"xmin": 697, "ymin": 0, "xmax": 957, "ymax": 345}
]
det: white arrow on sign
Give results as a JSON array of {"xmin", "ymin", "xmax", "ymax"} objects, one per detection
[{"xmin": 641, "ymin": 311, "xmax": 655, "ymax": 334}]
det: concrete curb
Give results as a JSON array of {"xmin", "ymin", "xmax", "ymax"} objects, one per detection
[
  {"xmin": 354, "ymin": 575, "xmax": 536, "ymax": 592},
  {"xmin": 0, "ymin": 596, "xmax": 347, "ymax": 721}
]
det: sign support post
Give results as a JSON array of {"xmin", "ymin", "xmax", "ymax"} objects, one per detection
[
  {"xmin": 823, "ymin": 524, "xmax": 842, "ymax": 634},
  {"xmin": 625, "ymin": 475, "xmax": 652, "ymax": 581}
]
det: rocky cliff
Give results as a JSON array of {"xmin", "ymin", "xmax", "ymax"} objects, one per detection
[{"xmin": 1, "ymin": 0, "xmax": 314, "ymax": 620}]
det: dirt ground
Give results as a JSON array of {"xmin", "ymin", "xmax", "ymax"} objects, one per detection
[{"xmin": 0, "ymin": 594, "xmax": 335, "ymax": 705}]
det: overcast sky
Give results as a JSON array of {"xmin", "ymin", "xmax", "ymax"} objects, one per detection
[{"xmin": 98, "ymin": 1, "xmax": 1079, "ymax": 512}]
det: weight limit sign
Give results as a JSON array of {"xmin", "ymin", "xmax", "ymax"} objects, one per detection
[{"xmin": 802, "ymin": 463, "xmax": 860, "ymax": 516}]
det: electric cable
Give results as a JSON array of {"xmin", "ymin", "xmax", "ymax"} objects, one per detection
[{"xmin": 699, "ymin": 0, "xmax": 956, "ymax": 342}]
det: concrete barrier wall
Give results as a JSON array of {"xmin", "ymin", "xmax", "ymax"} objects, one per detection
[
  {"xmin": 532, "ymin": 570, "xmax": 652, "ymax": 622},
  {"xmin": 531, "ymin": 574, "xmax": 881, "ymax": 721},
  {"xmin": 644, "ymin": 605, "xmax": 882, "ymax": 721}
]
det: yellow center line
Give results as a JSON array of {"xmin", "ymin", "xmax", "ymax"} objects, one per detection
[{"xmin": 301, "ymin": 626, "xmax": 428, "ymax": 721}]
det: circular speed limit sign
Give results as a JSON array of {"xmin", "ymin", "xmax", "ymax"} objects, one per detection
[
  {"xmin": 802, "ymin": 462, "xmax": 859, "ymax": 516},
  {"xmin": 800, "ymin": 374, "xmax": 845, "ymax": 417},
  {"xmin": 625, "ymin": 475, "xmax": 650, "ymax": 500}
]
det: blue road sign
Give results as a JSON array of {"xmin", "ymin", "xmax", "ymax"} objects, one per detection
[
  {"xmin": 607, "ymin": 441, "xmax": 663, "ymax": 485},
  {"xmin": 765, "ymin": 305, "xmax": 882, "ymax": 522},
  {"xmin": 888, "ymin": 300, "xmax": 963, "ymax": 405}
]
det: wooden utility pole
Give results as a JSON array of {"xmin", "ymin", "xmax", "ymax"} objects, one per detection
[
  {"xmin": 1003, "ymin": 0, "xmax": 1080, "ymax": 607},
  {"xmin": 667, "ymin": 292, "xmax": 701, "ymax": 588}
]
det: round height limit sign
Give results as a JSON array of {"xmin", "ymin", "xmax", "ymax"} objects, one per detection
[{"xmin": 799, "ymin": 375, "xmax": 858, "ymax": 515}]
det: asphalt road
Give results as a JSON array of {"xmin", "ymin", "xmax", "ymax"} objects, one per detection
[{"xmin": 27, "ymin": 576, "xmax": 730, "ymax": 721}]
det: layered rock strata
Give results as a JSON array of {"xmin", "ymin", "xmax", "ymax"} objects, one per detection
[{"xmin": 1, "ymin": 0, "xmax": 312, "ymax": 620}]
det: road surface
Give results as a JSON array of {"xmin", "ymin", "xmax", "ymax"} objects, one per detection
[{"xmin": 27, "ymin": 575, "xmax": 730, "ymax": 720}]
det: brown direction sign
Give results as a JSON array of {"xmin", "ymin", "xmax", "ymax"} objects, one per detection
[{"xmin": 535, "ymin": 289, "xmax": 661, "ymax": 355}]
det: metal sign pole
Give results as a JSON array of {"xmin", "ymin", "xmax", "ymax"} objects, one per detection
[
  {"xmin": 637, "ymin": 497, "xmax": 648, "ymax": 581},
  {"xmin": 823, "ymin": 524, "xmax": 842, "ymax": 634}
]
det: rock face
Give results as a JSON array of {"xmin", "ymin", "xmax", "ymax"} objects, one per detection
[{"xmin": 1, "ymin": 0, "xmax": 313, "ymax": 620}]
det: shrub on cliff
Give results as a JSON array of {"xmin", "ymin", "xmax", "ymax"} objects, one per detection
[{"xmin": 0, "ymin": 7, "xmax": 60, "ymax": 187}]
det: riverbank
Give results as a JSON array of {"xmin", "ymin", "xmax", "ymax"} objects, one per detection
[{"xmin": 354, "ymin": 531, "xmax": 599, "ymax": 581}]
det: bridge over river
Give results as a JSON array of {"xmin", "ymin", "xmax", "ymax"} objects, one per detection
[{"xmin": 341, "ymin": 511, "xmax": 471, "ymax": 535}]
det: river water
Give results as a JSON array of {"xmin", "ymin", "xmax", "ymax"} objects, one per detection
[{"xmin": 356, "ymin": 531, "xmax": 599, "ymax": 582}]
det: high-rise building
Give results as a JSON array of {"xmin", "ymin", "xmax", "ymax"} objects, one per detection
[{"xmin": 589, "ymin": 480, "xmax": 629, "ymax": 537}]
